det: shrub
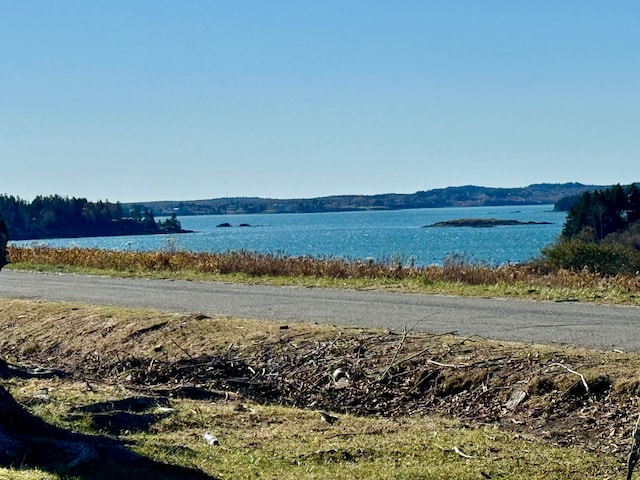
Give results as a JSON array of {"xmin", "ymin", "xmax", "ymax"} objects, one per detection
[
  {"xmin": 603, "ymin": 220, "xmax": 640, "ymax": 251},
  {"xmin": 539, "ymin": 238, "xmax": 640, "ymax": 276}
]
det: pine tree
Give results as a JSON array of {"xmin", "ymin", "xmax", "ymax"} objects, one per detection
[{"xmin": 627, "ymin": 184, "xmax": 640, "ymax": 224}]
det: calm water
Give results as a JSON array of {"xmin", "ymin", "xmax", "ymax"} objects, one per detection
[{"xmin": 14, "ymin": 205, "xmax": 566, "ymax": 266}]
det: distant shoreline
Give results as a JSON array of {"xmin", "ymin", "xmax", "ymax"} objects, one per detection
[{"xmin": 128, "ymin": 182, "xmax": 604, "ymax": 217}]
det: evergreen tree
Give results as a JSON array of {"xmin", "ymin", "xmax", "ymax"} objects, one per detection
[
  {"xmin": 562, "ymin": 184, "xmax": 638, "ymax": 242},
  {"xmin": 627, "ymin": 184, "xmax": 640, "ymax": 224},
  {"xmin": 0, "ymin": 195, "xmax": 175, "ymax": 240}
]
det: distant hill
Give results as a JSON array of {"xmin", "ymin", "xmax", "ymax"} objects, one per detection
[{"xmin": 130, "ymin": 183, "xmax": 607, "ymax": 217}]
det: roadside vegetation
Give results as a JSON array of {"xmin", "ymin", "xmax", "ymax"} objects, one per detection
[
  {"xmin": 7, "ymin": 244, "xmax": 640, "ymax": 305},
  {"xmin": 0, "ymin": 299, "xmax": 634, "ymax": 479},
  {"xmin": 541, "ymin": 183, "xmax": 640, "ymax": 276}
]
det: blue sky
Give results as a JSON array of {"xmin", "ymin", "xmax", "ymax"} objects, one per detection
[{"xmin": 2, "ymin": 1, "xmax": 638, "ymax": 202}]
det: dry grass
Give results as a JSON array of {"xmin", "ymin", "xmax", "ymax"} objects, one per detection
[
  {"xmin": 1, "ymin": 299, "xmax": 639, "ymax": 478},
  {"xmin": 7, "ymin": 245, "xmax": 640, "ymax": 304}
]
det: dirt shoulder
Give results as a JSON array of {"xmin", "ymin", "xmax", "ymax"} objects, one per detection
[{"xmin": 1, "ymin": 298, "xmax": 638, "ymax": 458}]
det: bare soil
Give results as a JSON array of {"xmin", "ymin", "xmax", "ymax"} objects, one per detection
[{"xmin": 1, "ymin": 299, "xmax": 639, "ymax": 460}]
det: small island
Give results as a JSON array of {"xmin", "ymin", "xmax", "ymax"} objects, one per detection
[
  {"xmin": 216, "ymin": 223, "xmax": 254, "ymax": 228},
  {"xmin": 425, "ymin": 218, "xmax": 553, "ymax": 228}
]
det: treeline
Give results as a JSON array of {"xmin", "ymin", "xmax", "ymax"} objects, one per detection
[
  {"xmin": 135, "ymin": 183, "xmax": 602, "ymax": 216},
  {"xmin": 540, "ymin": 184, "xmax": 640, "ymax": 275},
  {"xmin": 561, "ymin": 184, "xmax": 640, "ymax": 241},
  {"xmin": 0, "ymin": 194, "xmax": 186, "ymax": 241}
]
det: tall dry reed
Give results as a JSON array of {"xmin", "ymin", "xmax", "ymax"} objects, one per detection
[{"xmin": 7, "ymin": 245, "xmax": 640, "ymax": 293}]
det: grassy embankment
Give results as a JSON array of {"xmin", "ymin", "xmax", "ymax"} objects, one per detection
[
  {"xmin": 1, "ymin": 299, "xmax": 638, "ymax": 479},
  {"xmin": 2, "ymin": 246, "xmax": 640, "ymax": 478}
]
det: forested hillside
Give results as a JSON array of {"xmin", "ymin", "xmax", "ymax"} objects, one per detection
[
  {"xmin": 132, "ymin": 183, "xmax": 604, "ymax": 216},
  {"xmin": 0, "ymin": 195, "xmax": 186, "ymax": 241},
  {"xmin": 561, "ymin": 184, "xmax": 640, "ymax": 241}
]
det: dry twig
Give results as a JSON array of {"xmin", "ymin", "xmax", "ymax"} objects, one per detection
[
  {"xmin": 453, "ymin": 446, "xmax": 474, "ymax": 459},
  {"xmin": 547, "ymin": 362, "xmax": 589, "ymax": 393},
  {"xmin": 169, "ymin": 338, "xmax": 195, "ymax": 362},
  {"xmin": 376, "ymin": 326, "xmax": 411, "ymax": 382},
  {"xmin": 434, "ymin": 444, "xmax": 475, "ymax": 459},
  {"xmin": 376, "ymin": 313, "xmax": 438, "ymax": 382}
]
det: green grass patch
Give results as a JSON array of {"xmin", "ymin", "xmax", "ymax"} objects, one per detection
[{"xmin": 7, "ymin": 381, "xmax": 623, "ymax": 480}]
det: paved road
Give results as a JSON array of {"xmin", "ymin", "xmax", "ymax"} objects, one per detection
[{"xmin": 2, "ymin": 269, "xmax": 639, "ymax": 351}]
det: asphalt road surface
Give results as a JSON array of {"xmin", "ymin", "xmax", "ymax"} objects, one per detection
[{"xmin": 2, "ymin": 269, "xmax": 639, "ymax": 351}]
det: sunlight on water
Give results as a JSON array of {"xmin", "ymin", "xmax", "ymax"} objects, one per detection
[{"xmin": 14, "ymin": 205, "xmax": 566, "ymax": 266}]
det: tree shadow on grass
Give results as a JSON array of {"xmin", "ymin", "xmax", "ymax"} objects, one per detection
[{"xmin": 0, "ymin": 363, "xmax": 216, "ymax": 480}]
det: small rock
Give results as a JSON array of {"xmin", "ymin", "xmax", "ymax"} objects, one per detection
[
  {"xmin": 318, "ymin": 411, "xmax": 339, "ymax": 424},
  {"xmin": 506, "ymin": 389, "xmax": 527, "ymax": 409}
]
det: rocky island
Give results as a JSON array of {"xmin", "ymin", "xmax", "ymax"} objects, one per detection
[{"xmin": 425, "ymin": 218, "xmax": 553, "ymax": 228}]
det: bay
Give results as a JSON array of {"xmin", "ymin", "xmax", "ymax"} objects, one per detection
[{"xmin": 13, "ymin": 204, "xmax": 566, "ymax": 266}]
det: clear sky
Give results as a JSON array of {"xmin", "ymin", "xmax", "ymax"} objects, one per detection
[{"xmin": 2, "ymin": 1, "xmax": 638, "ymax": 202}]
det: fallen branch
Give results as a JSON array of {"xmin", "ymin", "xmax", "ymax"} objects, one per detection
[
  {"xmin": 376, "ymin": 313, "xmax": 438, "ymax": 382},
  {"xmin": 426, "ymin": 359, "xmax": 470, "ymax": 368},
  {"xmin": 387, "ymin": 330, "xmax": 458, "ymax": 370},
  {"xmin": 548, "ymin": 362, "xmax": 589, "ymax": 393},
  {"xmin": 376, "ymin": 326, "xmax": 410, "ymax": 382}
]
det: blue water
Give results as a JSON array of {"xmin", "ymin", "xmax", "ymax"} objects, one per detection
[{"xmin": 13, "ymin": 205, "xmax": 566, "ymax": 266}]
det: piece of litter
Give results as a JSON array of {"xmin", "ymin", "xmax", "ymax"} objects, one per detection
[
  {"xmin": 203, "ymin": 432, "xmax": 219, "ymax": 446},
  {"xmin": 453, "ymin": 446, "xmax": 474, "ymax": 459},
  {"xmin": 156, "ymin": 407, "xmax": 176, "ymax": 414}
]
